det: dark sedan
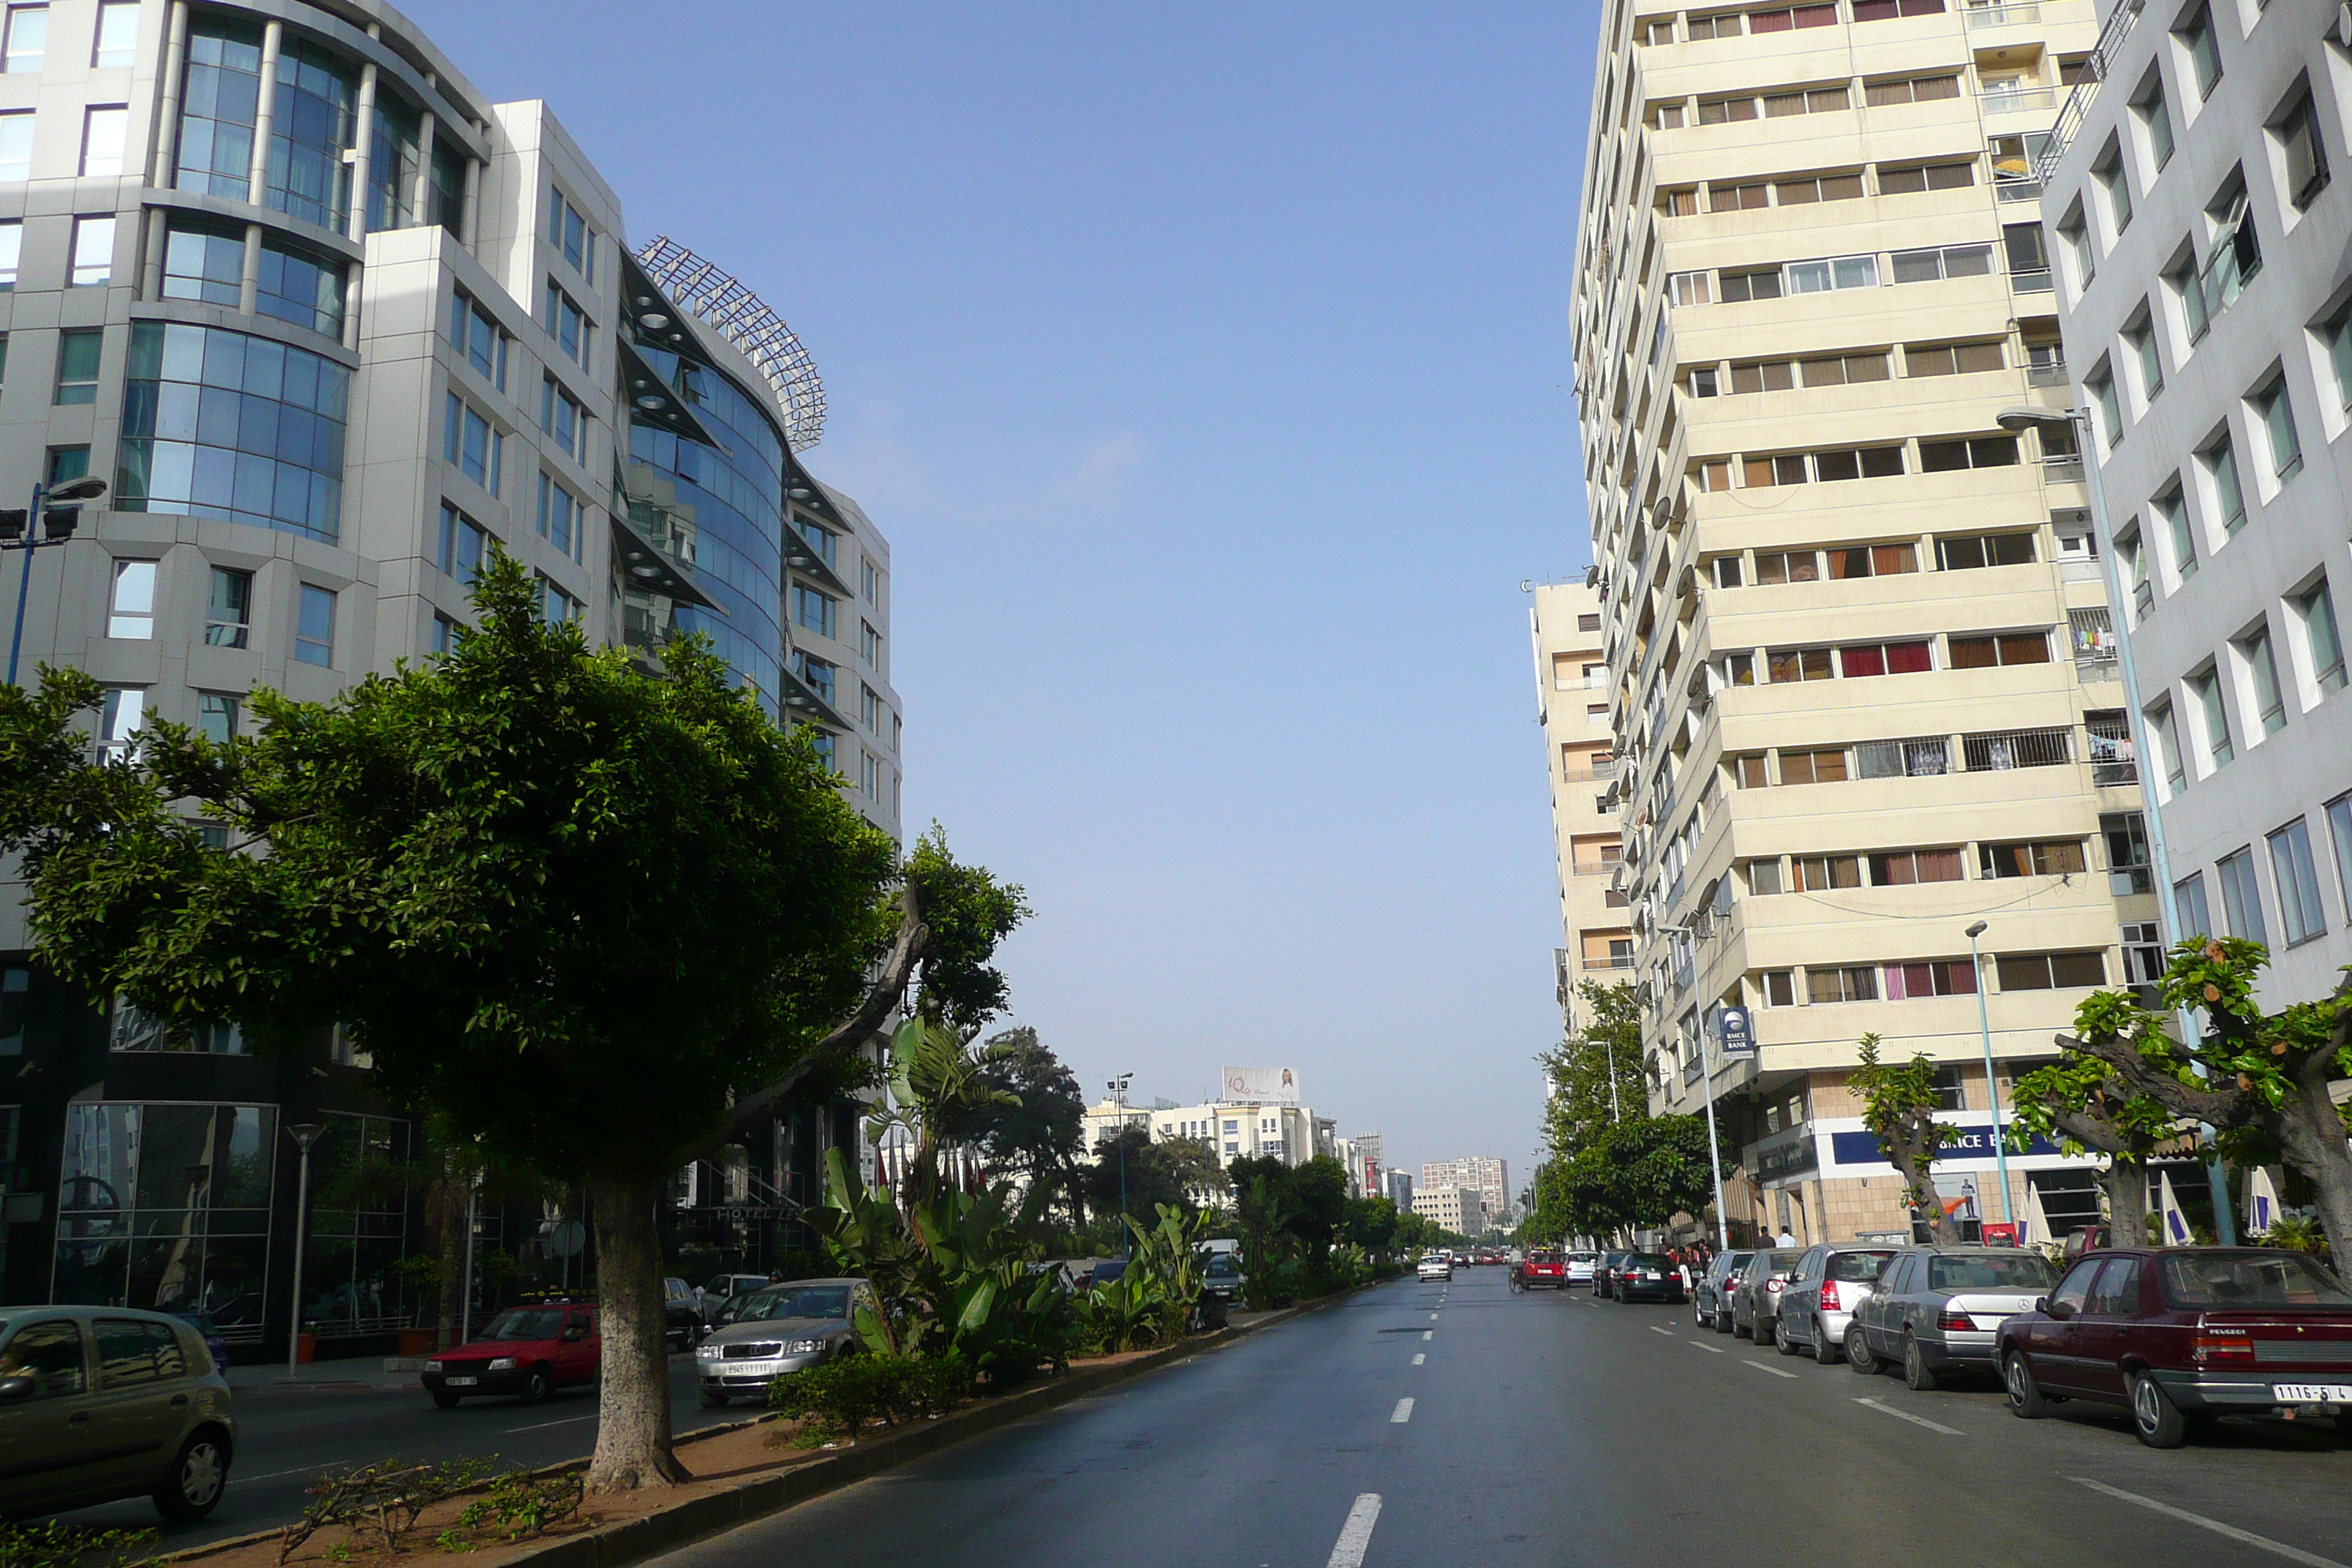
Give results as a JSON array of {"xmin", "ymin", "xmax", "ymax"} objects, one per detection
[
  {"xmin": 1613, "ymin": 1252, "xmax": 1686, "ymax": 1303},
  {"xmin": 1997, "ymin": 1246, "xmax": 2352, "ymax": 1448}
]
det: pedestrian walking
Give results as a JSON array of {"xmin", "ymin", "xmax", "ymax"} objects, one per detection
[{"xmin": 1775, "ymin": 1225, "xmax": 1795, "ymax": 1247}]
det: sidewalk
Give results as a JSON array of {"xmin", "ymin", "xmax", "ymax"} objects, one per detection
[{"xmin": 222, "ymin": 1360, "xmax": 421, "ymax": 1392}]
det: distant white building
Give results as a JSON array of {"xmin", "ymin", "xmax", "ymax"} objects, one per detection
[
  {"xmin": 1413, "ymin": 1186, "xmax": 1485, "ymax": 1237},
  {"xmin": 1422, "ymin": 1158, "xmax": 1509, "ymax": 1228},
  {"xmin": 1082, "ymin": 1097, "xmax": 1333, "ymax": 1171}
]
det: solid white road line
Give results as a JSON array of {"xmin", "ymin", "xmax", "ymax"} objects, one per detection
[
  {"xmin": 505, "ymin": 1414, "xmax": 597, "ymax": 1433},
  {"xmin": 1743, "ymin": 1360, "xmax": 1798, "ymax": 1379},
  {"xmin": 241, "ymin": 1462, "xmax": 335, "ymax": 1483},
  {"xmin": 1412, "ymin": 1353, "xmax": 1425, "ymax": 1365},
  {"xmin": 1689, "ymin": 1340, "xmax": 1725, "ymax": 1354},
  {"xmin": 1390, "ymin": 1398, "xmax": 1414, "ymax": 1423},
  {"xmin": 2071, "ymin": 1478, "xmax": 2349, "ymax": 1568},
  {"xmin": 1649, "ymin": 1325, "xmax": 1674, "ymax": 1336},
  {"xmin": 1421, "ymin": 1330, "xmax": 1433, "ymax": 1341},
  {"xmin": 1853, "ymin": 1397, "xmax": 1962, "ymax": 1435},
  {"xmin": 1326, "ymin": 1493, "xmax": 1384, "ymax": 1568}
]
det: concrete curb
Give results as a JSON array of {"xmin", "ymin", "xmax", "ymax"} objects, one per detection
[{"xmin": 159, "ymin": 1279, "xmax": 1388, "ymax": 1568}]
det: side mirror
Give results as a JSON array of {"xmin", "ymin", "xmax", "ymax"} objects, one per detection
[
  {"xmin": 2044, "ymin": 1298, "xmax": 2073, "ymax": 1319},
  {"xmin": 560, "ymin": 1326, "xmax": 587, "ymax": 1343},
  {"xmin": 0, "ymin": 1375, "xmax": 36, "ymax": 1402}
]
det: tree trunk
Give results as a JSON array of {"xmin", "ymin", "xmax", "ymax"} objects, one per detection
[
  {"xmin": 1884, "ymin": 1109, "xmax": 1959, "ymax": 1245},
  {"xmin": 2101, "ymin": 1157, "xmax": 2147, "ymax": 1246},
  {"xmin": 2275, "ymin": 1037, "xmax": 2352, "ymax": 1267},
  {"xmin": 435, "ymin": 1153, "xmax": 466, "ymax": 1351},
  {"xmin": 586, "ymin": 1176, "xmax": 689, "ymax": 1492}
]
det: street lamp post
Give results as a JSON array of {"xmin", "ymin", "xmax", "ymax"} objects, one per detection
[
  {"xmin": 1658, "ymin": 924, "xmax": 1729, "ymax": 1248},
  {"xmin": 284, "ymin": 1123, "xmax": 325, "ymax": 1376},
  {"xmin": 1964, "ymin": 921, "xmax": 2016, "ymax": 1235},
  {"xmin": 1994, "ymin": 406, "xmax": 2237, "ymax": 1245},
  {"xmin": 3, "ymin": 476, "xmax": 111, "ymax": 687}
]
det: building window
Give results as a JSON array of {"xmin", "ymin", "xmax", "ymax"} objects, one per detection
[
  {"xmin": 2200, "ymin": 433, "xmax": 2245, "ymax": 534},
  {"xmin": 537, "ymin": 473, "xmax": 584, "ymax": 560},
  {"xmin": 107, "ymin": 558, "xmax": 156, "ymax": 638},
  {"xmin": 2152, "ymin": 487, "xmax": 2195, "ymax": 583},
  {"xmin": 2175, "ymin": 871, "xmax": 2212, "ymax": 938},
  {"xmin": 2328, "ymin": 796, "xmax": 2352, "ymax": 919},
  {"xmin": 1883, "ymin": 959, "xmax": 1976, "ymax": 999},
  {"xmin": 2237, "ymin": 622, "xmax": 2285, "ymax": 737},
  {"xmin": 543, "ymin": 280, "xmax": 589, "ymax": 366},
  {"xmin": 2293, "ymin": 578, "xmax": 2346, "ymax": 695},
  {"xmin": 862, "ymin": 557, "xmax": 881, "ymax": 606},
  {"xmin": 2177, "ymin": 4, "xmax": 2222, "ymax": 100},
  {"xmin": 2103, "ymin": 812, "xmax": 2152, "ymax": 892},
  {"xmin": 97, "ymin": 685, "xmax": 143, "ymax": 760},
  {"xmin": 1918, "ymin": 436, "xmax": 2020, "ymax": 472},
  {"xmin": 437, "ymin": 502, "xmax": 486, "ymax": 582},
  {"xmin": 861, "ymin": 682, "xmax": 882, "ymax": 730},
  {"xmin": 431, "ymin": 614, "xmax": 459, "ymax": 655},
  {"xmin": 449, "ymin": 290, "xmax": 508, "ymax": 389},
  {"xmin": 2125, "ymin": 317, "xmax": 2162, "ymax": 405},
  {"xmin": 2136, "ymin": 74, "xmax": 2175, "ymax": 170},
  {"xmin": 2250, "ymin": 378, "xmax": 2301, "ymax": 482},
  {"xmin": 295, "ymin": 583, "xmax": 335, "ymax": 666},
  {"xmin": 2, "ymin": 4, "xmax": 46, "ymax": 73},
  {"xmin": 161, "ymin": 216, "xmax": 244, "ymax": 304},
  {"xmin": 541, "ymin": 379, "xmax": 585, "ymax": 461},
  {"xmin": 443, "ymin": 392, "xmax": 501, "ymax": 494},
  {"xmin": 1806, "ymin": 966, "xmax": 1879, "ymax": 1003},
  {"xmin": 548, "ymin": 185, "xmax": 595, "ymax": 282},
  {"xmin": 1877, "ymin": 162, "xmax": 1973, "ymax": 196},
  {"xmin": 118, "ymin": 322, "xmax": 351, "ymax": 542},
  {"xmin": 2146, "ymin": 699, "xmax": 2185, "ymax": 794},
  {"xmin": 197, "ymin": 693, "xmax": 238, "ymax": 745},
  {"xmin": 80, "ymin": 105, "xmax": 127, "ymax": 176},
  {"xmin": 2189, "ymin": 666, "xmax": 2234, "ymax": 770},
  {"xmin": 53, "ymin": 327, "xmax": 102, "ymax": 404},
  {"xmin": 538, "ymin": 576, "xmax": 581, "ymax": 624},
  {"xmin": 861, "ymin": 621, "xmax": 882, "ymax": 667},
  {"xmin": 2095, "ymin": 142, "xmax": 2133, "ymax": 236},
  {"xmin": 366, "ymin": 93, "xmax": 424, "ymax": 232},
  {"xmin": 262, "ymin": 39, "xmax": 356, "ymax": 230},
  {"xmin": 175, "ymin": 18, "xmax": 261, "ymax": 197},
  {"xmin": 2267, "ymin": 819, "xmax": 2326, "ymax": 945},
  {"xmin": 0, "ymin": 110, "xmax": 28, "ymax": 181},
  {"xmin": 793, "ymin": 585, "xmax": 835, "ymax": 639},
  {"xmin": 861, "ymin": 748, "xmax": 882, "ymax": 799},
  {"xmin": 1981, "ymin": 840, "xmax": 2088, "ymax": 878},
  {"xmin": 92, "ymin": 1, "xmax": 136, "ymax": 67},
  {"xmin": 1994, "ymin": 951, "xmax": 2106, "ymax": 991},
  {"xmin": 70, "ymin": 216, "xmax": 114, "ymax": 287},
  {"xmin": 205, "ymin": 566, "xmax": 251, "ymax": 647},
  {"xmin": 2275, "ymin": 91, "xmax": 2329, "ymax": 210},
  {"xmin": 2168, "ymin": 253, "xmax": 2209, "ymax": 345},
  {"xmin": 1937, "ymin": 532, "xmax": 2035, "ymax": 570},
  {"xmin": 257, "ymin": 237, "xmax": 347, "ymax": 339},
  {"xmin": 2216, "ymin": 846, "xmax": 2267, "ymax": 944},
  {"xmin": 1779, "ymin": 748, "xmax": 1848, "ymax": 785}
]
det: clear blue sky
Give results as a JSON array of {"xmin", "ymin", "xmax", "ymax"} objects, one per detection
[{"xmin": 404, "ymin": 0, "xmax": 1598, "ymax": 1190}]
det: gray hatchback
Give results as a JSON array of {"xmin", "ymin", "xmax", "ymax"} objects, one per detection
[
  {"xmin": 1776, "ymin": 1244, "xmax": 1901, "ymax": 1365},
  {"xmin": 0, "ymin": 1305, "xmax": 235, "ymax": 1522},
  {"xmin": 1729, "ymin": 1249, "xmax": 1807, "ymax": 1345}
]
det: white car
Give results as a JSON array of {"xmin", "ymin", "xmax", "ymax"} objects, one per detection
[
  {"xmin": 1417, "ymin": 1254, "xmax": 1452, "ymax": 1281},
  {"xmin": 1564, "ymin": 1251, "xmax": 1599, "ymax": 1286}
]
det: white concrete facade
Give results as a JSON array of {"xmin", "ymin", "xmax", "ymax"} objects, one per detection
[
  {"xmin": 2038, "ymin": 0, "xmax": 2352, "ymax": 1009},
  {"xmin": 1411, "ymin": 1186, "xmax": 1486, "ymax": 1237}
]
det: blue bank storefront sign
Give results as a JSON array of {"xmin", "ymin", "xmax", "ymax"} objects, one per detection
[{"xmin": 1828, "ymin": 1120, "xmax": 2062, "ymax": 1169}]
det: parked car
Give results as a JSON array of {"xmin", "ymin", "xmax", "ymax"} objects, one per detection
[
  {"xmin": 0, "ymin": 1305, "xmax": 235, "ymax": 1522},
  {"xmin": 1997, "ymin": 1245, "xmax": 2352, "ymax": 1448},
  {"xmin": 1517, "ymin": 1251, "xmax": 1567, "ymax": 1290},
  {"xmin": 1565, "ymin": 1251, "xmax": 1599, "ymax": 1287},
  {"xmin": 422, "ymin": 1303, "xmax": 600, "ymax": 1407},
  {"xmin": 701, "ymin": 1273, "xmax": 777, "ymax": 1327},
  {"xmin": 1848, "ymin": 1245, "xmax": 2058, "ymax": 1389},
  {"xmin": 1776, "ymin": 1245, "xmax": 1901, "ymax": 1365},
  {"xmin": 696, "ymin": 1278, "xmax": 876, "ymax": 1409},
  {"xmin": 663, "ymin": 1278, "xmax": 703, "ymax": 1352},
  {"xmin": 1694, "ymin": 1251, "xmax": 1754, "ymax": 1332},
  {"xmin": 1417, "ymin": 1253, "xmax": 1453, "ymax": 1282},
  {"xmin": 168, "ymin": 1308, "xmax": 233, "ymax": 1373},
  {"xmin": 1591, "ymin": 1252, "xmax": 1624, "ymax": 1299},
  {"xmin": 1729, "ymin": 1250, "xmax": 1807, "ymax": 1343},
  {"xmin": 1614, "ymin": 1252, "xmax": 1686, "ymax": 1304},
  {"xmin": 1203, "ymin": 1251, "xmax": 1248, "ymax": 1305}
]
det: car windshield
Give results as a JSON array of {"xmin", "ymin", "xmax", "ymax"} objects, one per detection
[
  {"xmin": 1828, "ymin": 1251, "xmax": 1897, "ymax": 1283},
  {"xmin": 1629, "ymin": 1254, "xmax": 1670, "ymax": 1267},
  {"xmin": 2162, "ymin": 1252, "xmax": 2352, "ymax": 1308},
  {"xmin": 478, "ymin": 1308, "xmax": 567, "ymax": 1341},
  {"xmin": 1719, "ymin": 1252, "xmax": 1753, "ymax": 1275},
  {"xmin": 1927, "ymin": 1254, "xmax": 2055, "ymax": 1292},
  {"xmin": 741, "ymin": 1286, "xmax": 851, "ymax": 1322},
  {"xmin": 1760, "ymin": 1251, "xmax": 1803, "ymax": 1272},
  {"xmin": 1569, "ymin": 1254, "xmax": 1596, "ymax": 1263},
  {"xmin": 1205, "ymin": 1256, "xmax": 1240, "ymax": 1278}
]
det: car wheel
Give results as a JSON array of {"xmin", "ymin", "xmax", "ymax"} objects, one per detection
[
  {"xmin": 431, "ymin": 1390, "xmax": 462, "ymax": 1410},
  {"xmin": 1847, "ymin": 1327, "xmax": 1881, "ymax": 1376},
  {"xmin": 1812, "ymin": 1319, "xmax": 1840, "ymax": 1366},
  {"xmin": 2003, "ymin": 1352, "xmax": 2049, "ymax": 1418},
  {"xmin": 152, "ymin": 1430, "xmax": 230, "ymax": 1523},
  {"xmin": 700, "ymin": 1390, "xmax": 729, "ymax": 1410},
  {"xmin": 1774, "ymin": 1317, "xmax": 1801, "ymax": 1355},
  {"xmin": 1902, "ymin": 1334, "xmax": 1938, "ymax": 1392},
  {"xmin": 521, "ymin": 1365, "xmax": 554, "ymax": 1405},
  {"xmin": 1714, "ymin": 1308, "xmax": 1733, "ymax": 1335},
  {"xmin": 1733, "ymin": 1310, "xmax": 1752, "ymax": 1341},
  {"xmin": 2130, "ymin": 1371, "xmax": 2188, "ymax": 1449}
]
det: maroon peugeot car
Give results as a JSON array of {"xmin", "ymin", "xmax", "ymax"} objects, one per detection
[{"xmin": 1994, "ymin": 1246, "xmax": 2352, "ymax": 1448}]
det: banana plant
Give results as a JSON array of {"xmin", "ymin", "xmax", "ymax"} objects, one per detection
[{"xmin": 865, "ymin": 1017, "xmax": 1025, "ymax": 1214}]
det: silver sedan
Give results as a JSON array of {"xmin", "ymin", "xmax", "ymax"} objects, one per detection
[
  {"xmin": 1847, "ymin": 1246, "xmax": 2059, "ymax": 1389},
  {"xmin": 694, "ymin": 1278, "xmax": 875, "ymax": 1408}
]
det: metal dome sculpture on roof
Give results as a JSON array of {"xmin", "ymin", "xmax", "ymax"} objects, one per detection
[{"xmin": 633, "ymin": 235, "xmax": 827, "ymax": 451}]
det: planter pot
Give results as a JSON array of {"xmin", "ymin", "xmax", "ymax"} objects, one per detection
[
  {"xmin": 397, "ymin": 1328, "xmax": 434, "ymax": 1356},
  {"xmin": 295, "ymin": 1332, "xmax": 318, "ymax": 1364}
]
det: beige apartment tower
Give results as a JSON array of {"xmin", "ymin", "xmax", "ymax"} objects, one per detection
[
  {"xmin": 1534, "ymin": 582, "xmax": 1635, "ymax": 1021},
  {"xmin": 1569, "ymin": 0, "xmax": 2152, "ymax": 1248}
]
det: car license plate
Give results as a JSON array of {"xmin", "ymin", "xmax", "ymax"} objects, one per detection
[
  {"xmin": 2272, "ymin": 1384, "xmax": 2352, "ymax": 1403},
  {"xmin": 445, "ymin": 1376, "xmax": 478, "ymax": 1387}
]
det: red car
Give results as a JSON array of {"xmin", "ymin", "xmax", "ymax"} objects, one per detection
[
  {"xmin": 421, "ymin": 1303, "xmax": 601, "ymax": 1408},
  {"xmin": 1516, "ymin": 1251, "xmax": 1567, "ymax": 1290},
  {"xmin": 1995, "ymin": 1246, "xmax": 2352, "ymax": 1448}
]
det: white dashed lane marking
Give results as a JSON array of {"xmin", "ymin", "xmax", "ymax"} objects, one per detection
[
  {"xmin": 1854, "ymin": 1397, "xmax": 1962, "ymax": 1435},
  {"xmin": 1390, "ymin": 1398, "xmax": 1414, "ymax": 1423},
  {"xmin": 1325, "ymin": 1493, "xmax": 1383, "ymax": 1568}
]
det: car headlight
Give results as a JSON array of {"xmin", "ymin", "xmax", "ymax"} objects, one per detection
[
  {"xmin": 696, "ymin": 1346, "xmax": 721, "ymax": 1360},
  {"xmin": 489, "ymin": 1357, "xmax": 518, "ymax": 1371},
  {"xmin": 787, "ymin": 1339, "xmax": 823, "ymax": 1355},
  {"xmin": 423, "ymin": 1360, "xmax": 442, "ymax": 1373}
]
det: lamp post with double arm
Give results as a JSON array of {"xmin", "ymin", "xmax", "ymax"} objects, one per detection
[{"xmin": 2, "ymin": 475, "xmax": 111, "ymax": 686}]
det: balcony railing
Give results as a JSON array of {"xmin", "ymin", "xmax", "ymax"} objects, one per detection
[
  {"xmin": 2038, "ymin": 0, "xmax": 2146, "ymax": 185},
  {"xmin": 1571, "ymin": 862, "xmax": 1621, "ymax": 878},
  {"xmin": 1994, "ymin": 176, "xmax": 2045, "ymax": 203},
  {"xmin": 1966, "ymin": 2, "xmax": 2043, "ymax": 26},
  {"xmin": 1963, "ymin": 726, "xmax": 2073, "ymax": 772},
  {"xmin": 2042, "ymin": 454, "xmax": 2086, "ymax": 483},
  {"xmin": 2027, "ymin": 363, "xmax": 2070, "ymax": 388},
  {"xmin": 1982, "ymin": 86, "xmax": 2059, "ymax": 113},
  {"xmin": 2010, "ymin": 268, "xmax": 2054, "ymax": 294},
  {"xmin": 1582, "ymin": 955, "xmax": 1636, "ymax": 971}
]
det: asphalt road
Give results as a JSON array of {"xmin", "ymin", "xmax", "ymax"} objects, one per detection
[
  {"xmin": 53, "ymin": 1352, "xmax": 737, "ymax": 1548},
  {"xmin": 649, "ymin": 1267, "xmax": 2352, "ymax": 1568}
]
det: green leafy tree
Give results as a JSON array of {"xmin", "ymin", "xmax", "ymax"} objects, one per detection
[
  {"xmin": 1083, "ymin": 1126, "xmax": 1226, "ymax": 1224},
  {"xmin": 1850, "ymin": 1034, "xmax": 1961, "ymax": 1245},
  {"xmin": 2024, "ymin": 940, "xmax": 2352, "ymax": 1263},
  {"xmin": 864, "ymin": 1017, "xmax": 1023, "ymax": 1213},
  {"xmin": 0, "ymin": 558, "xmax": 1025, "ymax": 1493},
  {"xmin": 965, "ymin": 1028, "xmax": 1090, "ymax": 1230},
  {"xmin": 1539, "ymin": 981, "xmax": 1652, "ymax": 1158},
  {"xmin": 2008, "ymin": 995, "xmax": 2173, "ymax": 1245},
  {"xmin": 1341, "ymin": 1196, "xmax": 1401, "ymax": 1259},
  {"xmin": 1534, "ymin": 1115, "xmax": 1724, "ymax": 1242}
]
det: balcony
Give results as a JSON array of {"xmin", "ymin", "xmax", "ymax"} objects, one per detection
[
  {"xmin": 1994, "ymin": 176, "xmax": 2045, "ymax": 203},
  {"xmin": 1582, "ymin": 955, "xmax": 1636, "ymax": 971},
  {"xmin": 1571, "ymin": 862, "xmax": 1621, "ymax": 878},
  {"xmin": 2010, "ymin": 269, "xmax": 2055, "ymax": 294},
  {"xmin": 2041, "ymin": 453, "xmax": 2085, "ymax": 483},
  {"xmin": 1981, "ymin": 86, "xmax": 2059, "ymax": 114},
  {"xmin": 2027, "ymin": 363, "xmax": 2070, "ymax": 388},
  {"xmin": 1965, "ymin": 1, "xmax": 2043, "ymax": 25}
]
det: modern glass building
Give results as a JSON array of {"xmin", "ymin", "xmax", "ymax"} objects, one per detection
[{"xmin": 0, "ymin": 0, "xmax": 903, "ymax": 1349}]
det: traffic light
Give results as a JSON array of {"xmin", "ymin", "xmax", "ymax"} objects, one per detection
[{"xmin": 0, "ymin": 509, "xmax": 24, "ymax": 543}]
